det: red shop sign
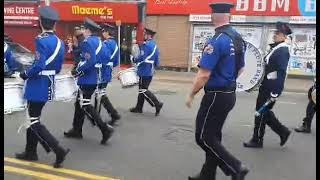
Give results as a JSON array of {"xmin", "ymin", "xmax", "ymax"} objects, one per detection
[
  {"xmin": 4, "ymin": 2, "xmax": 39, "ymax": 26},
  {"xmin": 50, "ymin": 2, "xmax": 138, "ymax": 23},
  {"xmin": 147, "ymin": 0, "xmax": 302, "ymax": 16}
]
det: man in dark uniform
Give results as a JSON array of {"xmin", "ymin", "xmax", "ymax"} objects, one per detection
[
  {"xmin": 243, "ymin": 22, "xmax": 292, "ymax": 148},
  {"xmin": 130, "ymin": 28, "xmax": 163, "ymax": 116},
  {"xmin": 98, "ymin": 23, "xmax": 121, "ymax": 126},
  {"xmin": 294, "ymin": 81, "xmax": 316, "ymax": 133},
  {"xmin": 64, "ymin": 18, "xmax": 114, "ymax": 145},
  {"xmin": 15, "ymin": 6, "xmax": 69, "ymax": 168},
  {"xmin": 186, "ymin": 3, "xmax": 248, "ymax": 180}
]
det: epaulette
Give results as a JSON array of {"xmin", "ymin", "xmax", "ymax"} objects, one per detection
[{"xmin": 36, "ymin": 32, "xmax": 50, "ymax": 39}]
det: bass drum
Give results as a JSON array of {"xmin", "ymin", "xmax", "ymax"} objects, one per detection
[{"xmin": 236, "ymin": 41, "xmax": 265, "ymax": 92}]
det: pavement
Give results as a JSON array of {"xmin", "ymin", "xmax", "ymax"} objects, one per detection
[
  {"xmin": 4, "ymin": 78, "xmax": 316, "ymax": 180},
  {"xmin": 61, "ymin": 64, "xmax": 314, "ymax": 93}
]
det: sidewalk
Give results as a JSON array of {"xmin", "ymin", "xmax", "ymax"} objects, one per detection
[{"xmin": 62, "ymin": 64, "xmax": 313, "ymax": 93}]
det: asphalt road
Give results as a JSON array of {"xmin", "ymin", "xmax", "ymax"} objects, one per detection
[{"xmin": 4, "ymin": 80, "xmax": 316, "ymax": 180}]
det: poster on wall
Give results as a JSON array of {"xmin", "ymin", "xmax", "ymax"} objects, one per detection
[
  {"xmin": 191, "ymin": 52, "xmax": 202, "ymax": 68},
  {"xmin": 192, "ymin": 26, "xmax": 214, "ymax": 53},
  {"xmin": 233, "ymin": 26, "xmax": 263, "ymax": 49},
  {"xmin": 266, "ymin": 27, "xmax": 316, "ymax": 76}
]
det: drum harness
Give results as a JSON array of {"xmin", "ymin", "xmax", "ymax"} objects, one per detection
[{"xmin": 17, "ymin": 35, "xmax": 62, "ymax": 153}]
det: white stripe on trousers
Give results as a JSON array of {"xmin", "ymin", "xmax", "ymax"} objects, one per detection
[
  {"xmin": 200, "ymin": 92, "xmax": 237, "ymax": 174},
  {"xmin": 139, "ymin": 89, "xmax": 155, "ymax": 106}
]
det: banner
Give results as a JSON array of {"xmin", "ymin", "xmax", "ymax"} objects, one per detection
[
  {"xmin": 147, "ymin": 0, "xmax": 316, "ymax": 17},
  {"xmin": 4, "ymin": 2, "xmax": 39, "ymax": 26},
  {"xmin": 50, "ymin": 2, "xmax": 138, "ymax": 23}
]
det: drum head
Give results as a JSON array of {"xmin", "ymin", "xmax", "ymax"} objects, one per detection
[{"xmin": 236, "ymin": 42, "xmax": 265, "ymax": 92}]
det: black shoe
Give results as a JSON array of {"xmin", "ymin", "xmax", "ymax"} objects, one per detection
[
  {"xmin": 155, "ymin": 102, "xmax": 163, "ymax": 116},
  {"xmin": 15, "ymin": 151, "xmax": 38, "ymax": 161},
  {"xmin": 100, "ymin": 125, "xmax": 114, "ymax": 145},
  {"xmin": 188, "ymin": 164, "xmax": 215, "ymax": 180},
  {"xmin": 232, "ymin": 165, "xmax": 249, "ymax": 180},
  {"xmin": 108, "ymin": 114, "xmax": 121, "ymax": 126},
  {"xmin": 64, "ymin": 129, "xmax": 83, "ymax": 139},
  {"xmin": 53, "ymin": 148, "xmax": 70, "ymax": 168},
  {"xmin": 188, "ymin": 173, "xmax": 201, "ymax": 180},
  {"xmin": 243, "ymin": 139, "xmax": 263, "ymax": 148},
  {"xmin": 294, "ymin": 125, "xmax": 311, "ymax": 133},
  {"xmin": 280, "ymin": 130, "xmax": 291, "ymax": 146},
  {"xmin": 130, "ymin": 107, "xmax": 143, "ymax": 113}
]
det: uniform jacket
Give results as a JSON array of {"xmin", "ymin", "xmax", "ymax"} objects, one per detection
[
  {"xmin": 198, "ymin": 25, "xmax": 245, "ymax": 89},
  {"xmin": 76, "ymin": 35, "xmax": 105, "ymax": 85},
  {"xmin": 4, "ymin": 42, "xmax": 18, "ymax": 73},
  {"xmin": 24, "ymin": 32, "xmax": 65, "ymax": 102},
  {"xmin": 101, "ymin": 37, "xmax": 119, "ymax": 83},
  {"xmin": 260, "ymin": 41, "xmax": 290, "ymax": 96},
  {"xmin": 134, "ymin": 39, "xmax": 160, "ymax": 77}
]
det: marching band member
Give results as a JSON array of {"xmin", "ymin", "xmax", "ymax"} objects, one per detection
[
  {"xmin": 16, "ymin": 6, "xmax": 69, "ymax": 168},
  {"xmin": 4, "ymin": 41, "xmax": 18, "ymax": 77},
  {"xmin": 294, "ymin": 80, "xmax": 316, "ymax": 133},
  {"xmin": 98, "ymin": 23, "xmax": 121, "ymax": 126},
  {"xmin": 64, "ymin": 18, "xmax": 114, "ymax": 145},
  {"xmin": 129, "ymin": 28, "xmax": 163, "ymax": 116},
  {"xmin": 243, "ymin": 22, "xmax": 292, "ymax": 148},
  {"xmin": 186, "ymin": 3, "xmax": 248, "ymax": 180}
]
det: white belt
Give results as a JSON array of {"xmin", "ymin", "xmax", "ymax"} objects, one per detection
[
  {"xmin": 107, "ymin": 62, "xmax": 113, "ymax": 66},
  {"xmin": 144, "ymin": 60, "xmax": 154, "ymax": 64},
  {"xmin": 38, "ymin": 70, "xmax": 56, "ymax": 76},
  {"xmin": 95, "ymin": 63, "xmax": 102, "ymax": 68}
]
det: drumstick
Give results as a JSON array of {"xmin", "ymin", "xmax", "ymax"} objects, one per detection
[{"xmin": 255, "ymin": 99, "xmax": 275, "ymax": 117}]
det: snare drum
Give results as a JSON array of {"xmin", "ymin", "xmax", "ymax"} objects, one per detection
[
  {"xmin": 236, "ymin": 42, "xmax": 265, "ymax": 92},
  {"xmin": 4, "ymin": 82, "xmax": 26, "ymax": 114},
  {"xmin": 118, "ymin": 67, "xmax": 139, "ymax": 88},
  {"xmin": 54, "ymin": 75, "xmax": 77, "ymax": 102}
]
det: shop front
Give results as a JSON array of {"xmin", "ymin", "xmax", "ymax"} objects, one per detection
[
  {"xmin": 4, "ymin": 0, "xmax": 145, "ymax": 65},
  {"xmin": 146, "ymin": 0, "xmax": 316, "ymax": 77}
]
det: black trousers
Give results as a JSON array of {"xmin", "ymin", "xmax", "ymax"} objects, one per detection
[
  {"xmin": 302, "ymin": 100, "xmax": 316, "ymax": 127},
  {"xmin": 252, "ymin": 88, "xmax": 289, "ymax": 141},
  {"xmin": 72, "ymin": 85, "xmax": 110, "ymax": 133},
  {"xmin": 96, "ymin": 83, "xmax": 119, "ymax": 118},
  {"xmin": 195, "ymin": 91, "xmax": 241, "ymax": 176},
  {"xmin": 25, "ymin": 101, "xmax": 60, "ymax": 154},
  {"xmin": 134, "ymin": 76, "xmax": 161, "ymax": 110}
]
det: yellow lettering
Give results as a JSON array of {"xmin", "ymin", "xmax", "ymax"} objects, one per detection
[
  {"xmin": 107, "ymin": 8, "xmax": 113, "ymax": 16},
  {"xmin": 71, "ymin": 6, "xmax": 113, "ymax": 16}
]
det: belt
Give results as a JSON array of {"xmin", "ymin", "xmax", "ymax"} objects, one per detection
[
  {"xmin": 204, "ymin": 86, "xmax": 235, "ymax": 93},
  {"xmin": 107, "ymin": 62, "xmax": 113, "ymax": 66},
  {"xmin": 38, "ymin": 70, "xmax": 56, "ymax": 76},
  {"xmin": 144, "ymin": 60, "xmax": 154, "ymax": 64}
]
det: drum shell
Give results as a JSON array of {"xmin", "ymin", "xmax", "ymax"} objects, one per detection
[
  {"xmin": 4, "ymin": 82, "xmax": 26, "ymax": 114},
  {"xmin": 119, "ymin": 68, "xmax": 139, "ymax": 88},
  {"xmin": 54, "ymin": 75, "xmax": 78, "ymax": 102}
]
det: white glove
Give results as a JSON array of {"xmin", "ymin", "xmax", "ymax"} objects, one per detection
[{"xmin": 270, "ymin": 92, "xmax": 279, "ymax": 102}]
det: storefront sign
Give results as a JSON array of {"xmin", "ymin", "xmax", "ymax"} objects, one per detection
[
  {"xmin": 189, "ymin": 15, "xmax": 246, "ymax": 22},
  {"xmin": 289, "ymin": 16, "xmax": 316, "ymax": 24},
  {"xmin": 50, "ymin": 2, "xmax": 138, "ymax": 23},
  {"xmin": 4, "ymin": 2, "xmax": 39, "ymax": 26},
  {"xmin": 148, "ymin": 0, "xmax": 316, "ymax": 17}
]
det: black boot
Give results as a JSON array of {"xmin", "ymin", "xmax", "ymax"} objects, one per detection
[
  {"xmin": 188, "ymin": 164, "xmax": 216, "ymax": 180},
  {"xmin": 53, "ymin": 146, "xmax": 70, "ymax": 168},
  {"xmin": 64, "ymin": 128, "xmax": 83, "ymax": 139},
  {"xmin": 100, "ymin": 123, "xmax": 114, "ymax": 145},
  {"xmin": 294, "ymin": 121, "xmax": 311, "ymax": 133},
  {"xmin": 231, "ymin": 164, "xmax": 249, "ymax": 180},
  {"xmin": 108, "ymin": 113, "xmax": 121, "ymax": 126},
  {"xmin": 15, "ymin": 151, "xmax": 38, "ymax": 161},
  {"xmin": 15, "ymin": 128, "xmax": 39, "ymax": 161},
  {"xmin": 155, "ymin": 102, "xmax": 163, "ymax": 116},
  {"xmin": 130, "ymin": 107, "xmax": 143, "ymax": 113},
  {"xmin": 280, "ymin": 130, "xmax": 291, "ymax": 146},
  {"xmin": 243, "ymin": 120, "xmax": 263, "ymax": 148}
]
